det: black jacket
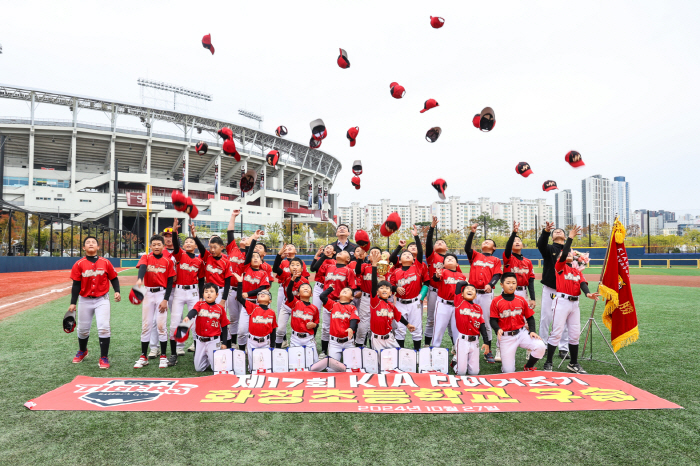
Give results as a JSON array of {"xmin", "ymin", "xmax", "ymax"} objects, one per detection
[
  {"xmin": 537, "ymin": 229, "xmax": 565, "ymax": 289},
  {"xmin": 331, "ymin": 240, "xmax": 358, "ymax": 258}
]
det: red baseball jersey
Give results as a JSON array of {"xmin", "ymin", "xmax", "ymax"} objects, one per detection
[
  {"xmin": 225, "ymin": 242, "xmax": 246, "ymax": 285},
  {"xmin": 468, "ymin": 252, "xmax": 502, "ymax": 289},
  {"xmin": 173, "ymin": 250, "xmax": 204, "ymax": 286},
  {"xmin": 503, "ymin": 253, "xmax": 535, "ymax": 287},
  {"xmin": 286, "ymin": 297, "xmax": 320, "ymax": 336},
  {"xmin": 390, "ymin": 264, "xmax": 424, "ymax": 300},
  {"xmin": 322, "ymin": 264, "xmax": 357, "ymax": 300},
  {"xmin": 427, "ymin": 252, "xmax": 463, "ymax": 287},
  {"xmin": 435, "ymin": 269, "xmax": 467, "ymax": 301},
  {"xmin": 163, "ymin": 248, "xmax": 178, "ymax": 284},
  {"xmin": 192, "ymin": 301, "xmax": 230, "ymax": 337},
  {"xmin": 70, "ymin": 257, "xmax": 118, "ymax": 298},
  {"xmin": 243, "ymin": 301, "xmax": 277, "ymax": 337},
  {"xmin": 278, "ymin": 258, "xmax": 310, "ymax": 283},
  {"xmin": 279, "ymin": 273, "xmax": 310, "ymax": 300},
  {"xmin": 201, "ymin": 251, "xmax": 233, "ymax": 287},
  {"xmin": 554, "ymin": 261, "xmax": 587, "ymax": 296},
  {"xmin": 324, "ymin": 300, "xmax": 359, "ymax": 338},
  {"xmin": 240, "ymin": 266, "xmax": 271, "ymax": 294},
  {"xmin": 137, "ymin": 253, "xmax": 176, "ymax": 288},
  {"xmin": 369, "ymin": 296, "xmax": 402, "ymax": 336},
  {"xmin": 357, "ymin": 263, "xmax": 373, "ymax": 294},
  {"xmin": 453, "ymin": 298, "xmax": 485, "ymax": 336},
  {"xmin": 260, "ymin": 261, "xmax": 274, "ymax": 283},
  {"xmin": 490, "ymin": 295, "xmax": 534, "ymax": 332},
  {"xmin": 314, "ymin": 258, "xmax": 337, "ymax": 284}
]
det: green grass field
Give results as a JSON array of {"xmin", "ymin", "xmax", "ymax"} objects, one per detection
[{"xmin": 0, "ymin": 281, "xmax": 698, "ymax": 465}]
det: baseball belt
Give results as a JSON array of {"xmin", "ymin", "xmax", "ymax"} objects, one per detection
[
  {"xmin": 438, "ymin": 298, "xmax": 454, "ymax": 305},
  {"xmin": 331, "ymin": 336, "xmax": 349, "ymax": 343},
  {"xmin": 250, "ymin": 335, "xmax": 269, "ymax": 343},
  {"xmin": 83, "ymin": 293, "xmax": 108, "ymax": 299},
  {"xmin": 476, "ymin": 289, "xmax": 488, "ymax": 294},
  {"xmin": 516, "ymin": 286, "xmax": 526, "ymax": 291},
  {"xmin": 399, "ymin": 297, "xmax": 419, "ymax": 304},
  {"xmin": 177, "ymin": 284, "xmax": 195, "ymax": 290},
  {"xmin": 293, "ymin": 331, "xmax": 311, "ymax": 338},
  {"xmin": 147, "ymin": 287, "xmax": 164, "ymax": 293},
  {"xmin": 373, "ymin": 334, "xmax": 390, "ymax": 340},
  {"xmin": 197, "ymin": 336, "xmax": 219, "ymax": 342},
  {"xmin": 503, "ymin": 328, "xmax": 524, "ymax": 337},
  {"xmin": 459, "ymin": 335, "xmax": 478, "ymax": 342},
  {"xmin": 559, "ymin": 294, "xmax": 579, "ymax": 301}
]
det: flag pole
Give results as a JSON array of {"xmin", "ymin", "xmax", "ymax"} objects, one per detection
[{"xmin": 557, "ymin": 218, "xmax": 627, "ymax": 374}]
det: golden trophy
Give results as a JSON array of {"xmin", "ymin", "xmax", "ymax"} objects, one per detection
[{"xmin": 377, "ymin": 251, "xmax": 391, "ymax": 280}]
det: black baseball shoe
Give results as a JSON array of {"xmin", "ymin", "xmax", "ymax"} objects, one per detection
[
  {"xmin": 167, "ymin": 355, "xmax": 178, "ymax": 367},
  {"xmin": 543, "ymin": 361, "xmax": 553, "ymax": 371},
  {"xmin": 484, "ymin": 352, "xmax": 496, "ymax": 364},
  {"xmin": 567, "ymin": 363, "xmax": 588, "ymax": 374},
  {"xmin": 559, "ymin": 350, "xmax": 571, "ymax": 360}
]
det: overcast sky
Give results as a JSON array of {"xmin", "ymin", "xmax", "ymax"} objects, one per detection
[{"xmin": 1, "ymin": 1, "xmax": 699, "ymax": 217}]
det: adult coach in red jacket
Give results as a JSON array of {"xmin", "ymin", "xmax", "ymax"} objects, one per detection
[{"xmin": 67, "ymin": 236, "xmax": 121, "ymax": 369}]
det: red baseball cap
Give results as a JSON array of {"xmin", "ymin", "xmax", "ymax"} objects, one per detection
[
  {"xmin": 129, "ymin": 285, "xmax": 145, "ymax": 305},
  {"xmin": 542, "ymin": 180, "xmax": 558, "ymax": 192},
  {"xmin": 380, "ymin": 212, "xmax": 402, "ymax": 237},
  {"xmin": 355, "ymin": 230, "xmax": 370, "ymax": 252},
  {"xmin": 309, "ymin": 136, "xmax": 322, "ymax": 149},
  {"xmin": 352, "ymin": 160, "xmax": 363, "ymax": 176},
  {"xmin": 275, "ymin": 126, "xmax": 288, "ymax": 137},
  {"xmin": 516, "ymin": 162, "xmax": 533, "ymax": 177},
  {"xmin": 426, "ymin": 126, "xmax": 442, "ymax": 143},
  {"xmin": 217, "ymin": 127, "xmax": 232, "ymax": 140},
  {"xmin": 63, "ymin": 310, "xmax": 76, "ymax": 333},
  {"xmin": 310, "ymin": 118, "xmax": 327, "ymax": 141},
  {"xmin": 430, "ymin": 16, "xmax": 445, "ymax": 29},
  {"xmin": 346, "ymin": 126, "xmax": 359, "ymax": 147},
  {"xmin": 195, "ymin": 141, "xmax": 208, "ymax": 155},
  {"xmin": 202, "ymin": 34, "xmax": 215, "ymax": 55},
  {"xmin": 173, "ymin": 323, "xmax": 190, "ymax": 343},
  {"xmin": 431, "ymin": 178, "xmax": 447, "ymax": 200},
  {"xmin": 474, "ymin": 107, "xmax": 495, "ymax": 132},
  {"xmin": 266, "ymin": 150, "xmax": 280, "ymax": 170},
  {"xmin": 337, "ymin": 48, "xmax": 350, "ymax": 69},
  {"xmin": 565, "ymin": 151, "xmax": 585, "ymax": 168},
  {"xmin": 390, "ymin": 82, "xmax": 406, "ymax": 99},
  {"xmin": 240, "ymin": 169, "xmax": 257, "ymax": 193},
  {"xmin": 351, "ymin": 176, "xmax": 361, "ymax": 190},
  {"xmin": 420, "ymin": 99, "xmax": 439, "ymax": 113},
  {"xmin": 223, "ymin": 139, "xmax": 240, "ymax": 161}
]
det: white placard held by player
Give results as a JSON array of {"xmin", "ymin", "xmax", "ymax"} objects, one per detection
[
  {"xmin": 288, "ymin": 346, "xmax": 306, "ymax": 371},
  {"xmin": 232, "ymin": 349, "xmax": 247, "ymax": 375},
  {"xmin": 398, "ymin": 348, "xmax": 417, "ymax": 373},
  {"xmin": 272, "ymin": 348, "xmax": 289, "ymax": 373},
  {"xmin": 362, "ymin": 347, "xmax": 379, "ymax": 374}
]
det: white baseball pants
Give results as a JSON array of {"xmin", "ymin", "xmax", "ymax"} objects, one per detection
[
  {"xmin": 194, "ymin": 336, "xmax": 221, "ymax": 371},
  {"xmin": 424, "ymin": 287, "xmax": 438, "ymax": 339},
  {"xmin": 474, "ymin": 291, "xmax": 494, "ymax": 343},
  {"xmin": 394, "ymin": 298, "xmax": 422, "ymax": 342},
  {"xmin": 312, "ymin": 282, "xmax": 324, "ymax": 314},
  {"xmin": 237, "ymin": 300, "xmax": 256, "ymax": 346},
  {"xmin": 150, "ymin": 293, "xmax": 174, "ymax": 350},
  {"xmin": 247, "ymin": 335, "xmax": 271, "ymax": 371},
  {"xmin": 355, "ymin": 293, "xmax": 371, "ymax": 345},
  {"xmin": 539, "ymin": 285, "xmax": 569, "ymax": 351},
  {"xmin": 277, "ymin": 283, "xmax": 285, "ymax": 313},
  {"xmin": 290, "ymin": 332, "xmax": 318, "ymax": 364},
  {"xmin": 432, "ymin": 300, "xmax": 457, "ymax": 348},
  {"xmin": 77, "ymin": 294, "xmax": 111, "ymax": 339},
  {"xmin": 455, "ymin": 335, "xmax": 480, "ymax": 376},
  {"xmin": 226, "ymin": 288, "xmax": 241, "ymax": 342},
  {"xmin": 141, "ymin": 289, "xmax": 168, "ymax": 343},
  {"xmin": 329, "ymin": 336, "xmax": 355, "ymax": 368},
  {"xmin": 371, "ymin": 333, "xmax": 399, "ymax": 351},
  {"xmin": 275, "ymin": 302, "xmax": 291, "ymax": 345},
  {"xmin": 171, "ymin": 286, "xmax": 199, "ymax": 348},
  {"xmin": 548, "ymin": 294, "xmax": 581, "ymax": 347},
  {"xmin": 499, "ymin": 328, "xmax": 546, "ymax": 373}
]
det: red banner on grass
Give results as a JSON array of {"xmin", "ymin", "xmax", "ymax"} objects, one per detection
[{"xmin": 24, "ymin": 372, "xmax": 680, "ymax": 413}]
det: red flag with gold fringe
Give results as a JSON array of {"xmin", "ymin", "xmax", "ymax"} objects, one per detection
[{"xmin": 599, "ymin": 219, "xmax": 639, "ymax": 352}]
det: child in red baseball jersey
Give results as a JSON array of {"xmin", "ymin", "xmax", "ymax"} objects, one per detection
[
  {"xmin": 389, "ymin": 226, "xmax": 429, "ymax": 349},
  {"xmin": 504, "ymin": 223, "xmax": 536, "ymax": 307},
  {"xmin": 543, "ymin": 226, "xmax": 600, "ymax": 374},
  {"xmin": 285, "ymin": 281, "xmax": 319, "ymax": 362},
  {"xmin": 191, "ymin": 223, "xmax": 232, "ymax": 304},
  {"xmin": 431, "ymin": 254, "xmax": 467, "ymax": 349},
  {"xmin": 224, "ymin": 209, "xmax": 246, "ymax": 349},
  {"xmin": 316, "ymin": 250, "xmax": 358, "ymax": 357},
  {"xmin": 311, "ymin": 244, "xmax": 336, "ymax": 315},
  {"xmin": 453, "ymin": 281, "xmax": 489, "ymax": 375},
  {"xmin": 166, "ymin": 219, "xmax": 205, "ymax": 366},
  {"xmin": 235, "ymin": 277, "xmax": 277, "ymax": 370},
  {"xmin": 424, "ymin": 216, "xmax": 463, "ymax": 346},
  {"xmin": 235, "ymin": 231, "xmax": 270, "ymax": 350},
  {"xmin": 353, "ymin": 247, "xmax": 376, "ymax": 346},
  {"xmin": 181, "ymin": 282, "xmax": 230, "ymax": 371},
  {"xmin": 320, "ymin": 285, "xmax": 359, "ymax": 364},
  {"xmin": 368, "ymin": 249, "xmax": 415, "ymax": 350},
  {"xmin": 273, "ymin": 247, "xmax": 310, "ymax": 348},
  {"xmin": 134, "ymin": 234, "xmax": 176, "ymax": 369},
  {"xmin": 465, "ymin": 222, "xmax": 503, "ymax": 362},
  {"xmin": 67, "ymin": 236, "xmax": 121, "ymax": 369},
  {"xmin": 490, "ymin": 273, "xmax": 546, "ymax": 373}
]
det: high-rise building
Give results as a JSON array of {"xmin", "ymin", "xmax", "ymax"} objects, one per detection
[
  {"xmin": 582, "ymin": 175, "xmax": 612, "ymax": 228},
  {"xmin": 611, "ymin": 176, "xmax": 631, "ymax": 226},
  {"xmin": 555, "ymin": 189, "xmax": 573, "ymax": 227}
]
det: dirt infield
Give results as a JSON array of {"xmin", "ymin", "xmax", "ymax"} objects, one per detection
[{"xmin": 0, "ymin": 269, "xmax": 135, "ymax": 321}]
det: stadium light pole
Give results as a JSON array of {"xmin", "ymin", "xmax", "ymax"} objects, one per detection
[
  {"xmin": 238, "ymin": 109, "xmax": 264, "ymax": 130},
  {"xmin": 137, "ymin": 78, "xmax": 212, "ymax": 112}
]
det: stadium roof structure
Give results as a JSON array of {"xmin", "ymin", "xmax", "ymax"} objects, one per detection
[{"xmin": 0, "ymin": 83, "xmax": 341, "ymax": 182}]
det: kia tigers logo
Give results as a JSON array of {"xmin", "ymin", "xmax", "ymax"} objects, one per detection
[{"xmin": 74, "ymin": 380, "xmax": 197, "ymax": 408}]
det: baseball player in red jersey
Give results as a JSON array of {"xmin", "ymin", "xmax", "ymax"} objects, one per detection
[
  {"xmin": 352, "ymin": 247, "xmax": 377, "ymax": 346},
  {"xmin": 134, "ymin": 234, "xmax": 176, "ymax": 369},
  {"xmin": 225, "ymin": 210, "xmax": 246, "ymax": 348},
  {"xmin": 148, "ymin": 227, "xmax": 178, "ymax": 359},
  {"xmin": 67, "ymin": 236, "xmax": 121, "ymax": 369},
  {"xmin": 453, "ymin": 281, "xmax": 490, "ymax": 375},
  {"xmin": 235, "ymin": 231, "xmax": 270, "ymax": 351},
  {"xmin": 234, "ymin": 278, "xmax": 277, "ymax": 371},
  {"xmin": 367, "ymin": 250, "xmax": 415, "ymax": 350},
  {"xmin": 504, "ymin": 223, "xmax": 536, "ymax": 306},
  {"xmin": 465, "ymin": 222, "xmax": 503, "ymax": 362},
  {"xmin": 490, "ymin": 273, "xmax": 546, "ymax": 373},
  {"xmin": 285, "ymin": 279, "xmax": 319, "ymax": 362},
  {"xmin": 191, "ymin": 223, "xmax": 233, "ymax": 305},
  {"xmin": 431, "ymin": 255, "xmax": 467, "ymax": 348},
  {"xmin": 276, "ymin": 243, "xmax": 310, "ymax": 315},
  {"xmin": 311, "ymin": 244, "xmax": 336, "ymax": 312},
  {"xmin": 315, "ymin": 250, "xmax": 358, "ymax": 357},
  {"xmin": 320, "ymin": 285, "xmax": 359, "ymax": 364},
  {"xmin": 181, "ymin": 283, "xmax": 230, "ymax": 371},
  {"xmin": 252, "ymin": 240, "xmax": 274, "ymax": 284},
  {"xmin": 424, "ymin": 216, "xmax": 463, "ymax": 346},
  {"xmin": 389, "ymin": 226, "xmax": 429, "ymax": 350},
  {"xmin": 273, "ymin": 246, "xmax": 310, "ymax": 348},
  {"xmin": 543, "ymin": 226, "xmax": 600, "ymax": 374},
  {"xmin": 166, "ymin": 219, "xmax": 205, "ymax": 366}
]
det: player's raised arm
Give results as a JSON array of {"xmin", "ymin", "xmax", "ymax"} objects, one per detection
[
  {"xmin": 504, "ymin": 222, "xmax": 519, "ymax": 259},
  {"xmin": 464, "ymin": 223, "xmax": 478, "ymax": 260},
  {"xmin": 227, "ymin": 209, "xmax": 240, "ymax": 246},
  {"xmin": 426, "ymin": 216, "xmax": 438, "ymax": 257},
  {"xmin": 413, "ymin": 225, "xmax": 423, "ymax": 263},
  {"xmin": 537, "ymin": 221, "xmax": 554, "ymax": 254}
]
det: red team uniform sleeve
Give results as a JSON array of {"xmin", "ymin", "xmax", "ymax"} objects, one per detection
[
  {"xmin": 70, "ymin": 261, "xmax": 82, "ymax": 281},
  {"xmin": 489, "ymin": 298, "xmax": 500, "ymax": 320},
  {"xmin": 105, "ymin": 260, "xmax": 118, "ymax": 280},
  {"xmin": 528, "ymin": 260, "xmax": 535, "ymax": 280},
  {"xmin": 136, "ymin": 255, "xmax": 148, "ymax": 268},
  {"xmin": 167, "ymin": 259, "xmax": 176, "ymax": 278},
  {"xmin": 555, "ymin": 260, "xmax": 565, "ymax": 273},
  {"xmin": 392, "ymin": 305, "xmax": 403, "ymax": 322},
  {"xmin": 494, "ymin": 257, "xmax": 503, "ymax": 274}
]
